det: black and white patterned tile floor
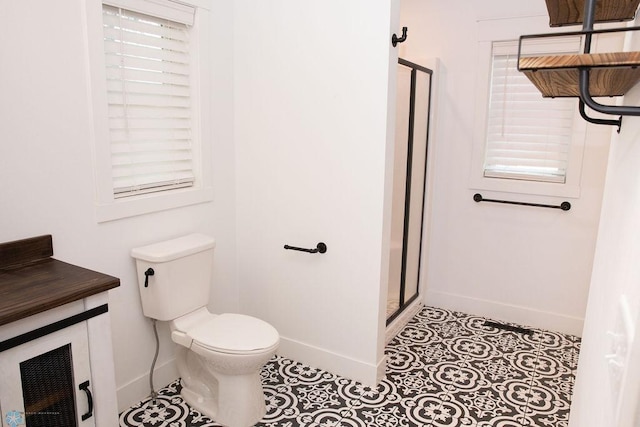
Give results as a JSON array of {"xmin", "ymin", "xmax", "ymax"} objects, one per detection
[{"xmin": 119, "ymin": 306, "xmax": 580, "ymax": 427}]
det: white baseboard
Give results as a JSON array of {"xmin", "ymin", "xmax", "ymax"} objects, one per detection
[
  {"xmin": 424, "ymin": 289, "xmax": 584, "ymax": 337},
  {"xmin": 116, "ymin": 358, "xmax": 178, "ymax": 412},
  {"xmin": 117, "ymin": 337, "xmax": 388, "ymax": 411},
  {"xmin": 277, "ymin": 336, "xmax": 384, "ymax": 388}
]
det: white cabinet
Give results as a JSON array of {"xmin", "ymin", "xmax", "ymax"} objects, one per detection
[
  {"xmin": 0, "ymin": 322, "xmax": 94, "ymax": 427},
  {"xmin": 0, "ymin": 235, "xmax": 120, "ymax": 427},
  {"xmin": 0, "ymin": 294, "xmax": 118, "ymax": 427}
]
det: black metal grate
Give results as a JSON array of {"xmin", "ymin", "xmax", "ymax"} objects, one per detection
[
  {"xmin": 484, "ymin": 320, "xmax": 534, "ymax": 335},
  {"xmin": 20, "ymin": 344, "xmax": 77, "ymax": 427}
]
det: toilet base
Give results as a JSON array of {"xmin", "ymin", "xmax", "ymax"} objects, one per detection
[
  {"xmin": 176, "ymin": 344, "xmax": 270, "ymax": 427},
  {"xmin": 215, "ymin": 371, "xmax": 267, "ymax": 427},
  {"xmin": 180, "ymin": 372, "xmax": 266, "ymax": 427},
  {"xmin": 180, "ymin": 382, "xmax": 218, "ymax": 420}
]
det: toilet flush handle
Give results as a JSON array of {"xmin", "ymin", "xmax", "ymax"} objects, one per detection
[{"xmin": 144, "ymin": 268, "xmax": 155, "ymax": 287}]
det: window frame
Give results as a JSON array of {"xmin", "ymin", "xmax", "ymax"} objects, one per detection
[
  {"xmin": 469, "ymin": 16, "xmax": 587, "ymax": 199},
  {"xmin": 84, "ymin": 0, "xmax": 213, "ymax": 222},
  {"xmin": 483, "ymin": 39, "xmax": 581, "ymax": 184}
]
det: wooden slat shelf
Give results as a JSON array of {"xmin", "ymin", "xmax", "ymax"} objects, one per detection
[
  {"xmin": 519, "ymin": 52, "xmax": 640, "ymax": 97},
  {"xmin": 545, "ymin": 0, "xmax": 640, "ymax": 26}
]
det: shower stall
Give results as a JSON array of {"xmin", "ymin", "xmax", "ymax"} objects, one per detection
[{"xmin": 387, "ymin": 58, "xmax": 433, "ymax": 324}]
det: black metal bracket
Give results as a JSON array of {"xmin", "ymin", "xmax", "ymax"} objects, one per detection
[
  {"xmin": 517, "ymin": 26, "xmax": 640, "ymax": 73},
  {"xmin": 284, "ymin": 242, "xmax": 327, "ymax": 254},
  {"xmin": 473, "ymin": 193, "xmax": 571, "ymax": 211},
  {"xmin": 578, "ymin": 69, "xmax": 640, "ymax": 122},
  {"xmin": 517, "ymin": 0, "xmax": 640, "ymax": 131},
  {"xmin": 392, "ymin": 27, "xmax": 407, "ymax": 47},
  {"xmin": 578, "ymin": 100, "xmax": 622, "ymax": 133},
  {"xmin": 576, "ymin": 0, "xmax": 640, "ymax": 128}
]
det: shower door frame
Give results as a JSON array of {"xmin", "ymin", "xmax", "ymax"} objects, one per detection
[{"xmin": 387, "ymin": 58, "xmax": 433, "ymax": 325}]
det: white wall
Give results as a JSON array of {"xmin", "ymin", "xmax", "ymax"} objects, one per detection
[
  {"xmin": 400, "ymin": 0, "xmax": 611, "ymax": 335},
  {"xmin": 569, "ymin": 32, "xmax": 640, "ymax": 427},
  {"xmin": 1, "ymin": 0, "xmax": 401, "ymax": 409},
  {"xmin": 233, "ymin": 0, "xmax": 399, "ymax": 385},
  {"xmin": 0, "ymin": 0, "xmax": 236, "ymax": 411},
  {"xmin": 4, "ymin": 0, "xmax": 618, "ymax": 417}
]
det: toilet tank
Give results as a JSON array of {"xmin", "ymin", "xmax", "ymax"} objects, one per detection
[{"xmin": 131, "ymin": 234, "xmax": 216, "ymax": 321}]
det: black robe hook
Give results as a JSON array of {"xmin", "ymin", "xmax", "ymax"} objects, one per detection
[{"xmin": 392, "ymin": 27, "xmax": 408, "ymax": 47}]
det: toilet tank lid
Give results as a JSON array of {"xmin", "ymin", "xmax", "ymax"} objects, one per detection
[{"xmin": 131, "ymin": 234, "xmax": 216, "ymax": 262}]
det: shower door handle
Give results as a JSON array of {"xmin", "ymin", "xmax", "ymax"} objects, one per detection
[{"xmin": 79, "ymin": 380, "xmax": 93, "ymax": 421}]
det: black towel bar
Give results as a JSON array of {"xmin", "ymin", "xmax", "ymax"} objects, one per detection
[
  {"xmin": 473, "ymin": 193, "xmax": 571, "ymax": 211},
  {"xmin": 284, "ymin": 242, "xmax": 327, "ymax": 254}
]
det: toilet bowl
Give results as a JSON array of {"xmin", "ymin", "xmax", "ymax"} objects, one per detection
[
  {"xmin": 131, "ymin": 234, "xmax": 280, "ymax": 427},
  {"xmin": 171, "ymin": 308, "xmax": 279, "ymax": 426}
]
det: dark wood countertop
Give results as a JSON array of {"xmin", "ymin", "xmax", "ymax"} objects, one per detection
[{"xmin": 0, "ymin": 235, "xmax": 120, "ymax": 327}]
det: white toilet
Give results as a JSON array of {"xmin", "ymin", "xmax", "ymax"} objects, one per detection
[{"xmin": 131, "ymin": 233, "xmax": 279, "ymax": 427}]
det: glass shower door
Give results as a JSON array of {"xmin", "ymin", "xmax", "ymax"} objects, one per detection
[{"xmin": 387, "ymin": 59, "xmax": 432, "ymax": 323}]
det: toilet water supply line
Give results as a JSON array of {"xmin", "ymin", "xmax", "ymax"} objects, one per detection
[{"xmin": 149, "ymin": 318, "xmax": 160, "ymax": 405}]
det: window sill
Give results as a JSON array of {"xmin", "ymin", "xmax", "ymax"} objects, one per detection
[
  {"xmin": 95, "ymin": 186, "xmax": 214, "ymax": 223},
  {"xmin": 469, "ymin": 175, "xmax": 581, "ymax": 199}
]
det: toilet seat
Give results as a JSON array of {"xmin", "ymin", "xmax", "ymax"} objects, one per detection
[{"xmin": 177, "ymin": 312, "xmax": 279, "ymax": 355}]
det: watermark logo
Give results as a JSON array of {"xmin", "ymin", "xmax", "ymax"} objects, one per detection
[{"xmin": 5, "ymin": 410, "xmax": 25, "ymax": 427}]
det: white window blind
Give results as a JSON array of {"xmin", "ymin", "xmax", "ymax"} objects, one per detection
[
  {"xmin": 484, "ymin": 40, "xmax": 579, "ymax": 183},
  {"xmin": 104, "ymin": 0, "xmax": 195, "ymax": 26},
  {"xmin": 103, "ymin": 4, "xmax": 195, "ymax": 198}
]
